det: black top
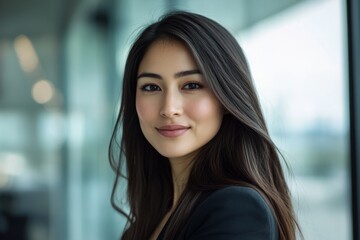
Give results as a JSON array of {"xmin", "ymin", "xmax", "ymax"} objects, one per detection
[{"xmin": 157, "ymin": 186, "xmax": 279, "ymax": 240}]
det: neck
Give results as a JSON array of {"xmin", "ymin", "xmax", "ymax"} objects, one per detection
[{"xmin": 169, "ymin": 154, "xmax": 194, "ymax": 207}]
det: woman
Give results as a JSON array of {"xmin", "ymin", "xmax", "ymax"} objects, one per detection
[{"xmin": 109, "ymin": 11, "xmax": 300, "ymax": 240}]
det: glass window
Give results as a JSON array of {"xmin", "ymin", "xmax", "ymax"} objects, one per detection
[{"xmin": 237, "ymin": 0, "xmax": 350, "ymax": 239}]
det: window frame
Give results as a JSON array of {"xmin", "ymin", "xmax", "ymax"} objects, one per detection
[{"xmin": 347, "ymin": 0, "xmax": 360, "ymax": 239}]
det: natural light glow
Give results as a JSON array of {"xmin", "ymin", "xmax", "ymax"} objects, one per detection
[
  {"xmin": 0, "ymin": 152, "xmax": 27, "ymax": 176},
  {"xmin": 237, "ymin": 0, "xmax": 345, "ymax": 134}
]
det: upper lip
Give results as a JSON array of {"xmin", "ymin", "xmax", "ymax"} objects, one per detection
[{"xmin": 157, "ymin": 125, "xmax": 190, "ymax": 130}]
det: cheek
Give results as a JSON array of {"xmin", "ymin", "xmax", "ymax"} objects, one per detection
[
  {"xmin": 135, "ymin": 96, "xmax": 159, "ymax": 125},
  {"xmin": 187, "ymin": 97, "xmax": 222, "ymax": 122},
  {"xmin": 135, "ymin": 97, "xmax": 154, "ymax": 122}
]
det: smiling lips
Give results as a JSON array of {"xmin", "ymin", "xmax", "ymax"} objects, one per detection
[{"xmin": 156, "ymin": 125, "xmax": 190, "ymax": 137}]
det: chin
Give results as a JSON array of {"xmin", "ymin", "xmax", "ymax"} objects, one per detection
[
  {"xmin": 157, "ymin": 151, "xmax": 186, "ymax": 159},
  {"xmin": 156, "ymin": 148, "xmax": 198, "ymax": 161}
]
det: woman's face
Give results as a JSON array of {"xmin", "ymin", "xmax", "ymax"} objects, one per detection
[{"xmin": 135, "ymin": 40, "xmax": 223, "ymax": 162}]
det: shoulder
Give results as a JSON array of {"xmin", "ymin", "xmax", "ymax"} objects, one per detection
[
  {"xmin": 181, "ymin": 186, "xmax": 278, "ymax": 240},
  {"xmin": 204, "ymin": 186, "xmax": 270, "ymax": 207},
  {"xmin": 202, "ymin": 186, "xmax": 273, "ymax": 219}
]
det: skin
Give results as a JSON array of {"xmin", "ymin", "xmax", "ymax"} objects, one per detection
[{"xmin": 135, "ymin": 39, "xmax": 223, "ymax": 239}]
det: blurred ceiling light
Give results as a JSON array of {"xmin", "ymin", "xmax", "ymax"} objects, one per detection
[
  {"xmin": 32, "ymin": 80, "xmax": 54, "ymax": 104},
  {"xmin": 14, "ymin": 35, "xmax": 39, "ymax": 72}
]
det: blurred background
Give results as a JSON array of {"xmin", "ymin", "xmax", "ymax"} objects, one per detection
[{"xmin": 0, "ymin": 0, "xmax": 350, "ymax": 239}]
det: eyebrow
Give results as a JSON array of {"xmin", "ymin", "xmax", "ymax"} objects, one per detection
[{"xmin": 137, "ymin": 69, "xmax": 201, "ymax": 80}]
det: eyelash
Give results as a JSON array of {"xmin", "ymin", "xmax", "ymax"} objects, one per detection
[
  {"xmin": 183, "ymin": 82, "xmax": 203, "ymax": 90},
  {"xmin": 140, "ymin": 84, "xmax": 160, "ymax": 92},
  {"xmin": 140, "ymin": 82, "xmax": 203, "ymax": 92}
]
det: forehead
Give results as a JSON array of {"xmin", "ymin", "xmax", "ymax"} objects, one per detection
[{"xmin": 138, "ymin": 39, "xmax": 199, "ymax": 74}]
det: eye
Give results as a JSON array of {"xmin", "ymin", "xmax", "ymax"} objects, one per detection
[
  {"xmin": 141, "ymin": 84, "xmax": 161, "ymax": 92},
  {"xmin": 183, "ymin": 82, "xmax": 203, "ymax": 90}
]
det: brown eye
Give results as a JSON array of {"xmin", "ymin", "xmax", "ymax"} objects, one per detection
[
  {"xmin": 141, "ymin": 84, "xmax": 161, "ymax": 92},
  {"xmin": 183, "ymin": 82, "xmax": 203, "ymax": 90}
]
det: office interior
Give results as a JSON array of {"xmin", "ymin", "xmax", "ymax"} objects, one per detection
[{"xmin": 0, "ymin": 0, "xmax": 356, "ymax": 239}]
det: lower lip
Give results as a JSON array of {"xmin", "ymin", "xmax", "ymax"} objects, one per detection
[{"xmin": 157, "ymin": 128, "xmax": 189, "ymax": 137}]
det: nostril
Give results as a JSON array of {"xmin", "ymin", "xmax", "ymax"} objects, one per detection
[
  {"xmin": 160, "ymin": 96, "xmax": 182, "ymax": 118},
  {"xmin": 160, "ymin": 106, "xmax": 182, "ymax": 118}
]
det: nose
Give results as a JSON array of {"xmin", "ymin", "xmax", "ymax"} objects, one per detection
[{"xmin": 160, "ymin": 89, "xmax": 183, "ymax": 118}]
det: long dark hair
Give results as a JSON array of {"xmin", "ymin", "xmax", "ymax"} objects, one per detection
[{"xmin": 109, "ymin": 11, "xmax": 300, "ymax": 240}]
